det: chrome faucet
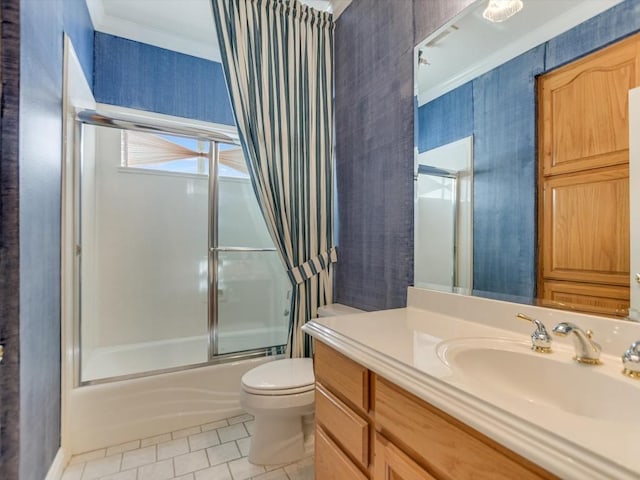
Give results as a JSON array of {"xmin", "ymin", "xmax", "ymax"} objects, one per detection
[
  {"xmin": 622, "ymin": 341, "xmax": 640, "ymax": 378},
  {"xmin": 516, "ymin": 313, "xmax": 552, "ymax": 353},
  {"xmin": 552, "ymin": 322, "xmax": 602, "ymax": 365}
]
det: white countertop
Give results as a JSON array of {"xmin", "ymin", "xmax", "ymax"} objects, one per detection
[{"xmin": 302, "ymin": 288, "xmax": 640, "ymax": 480}]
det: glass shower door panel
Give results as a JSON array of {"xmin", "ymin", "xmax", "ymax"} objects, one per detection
[
  {"xmin": 215, "ymin": 158, "xmax": 290, "ymax": 355},
  {"xmin": 217, "ymin": 251, "xmax": 290, "ymax": 354},
  {"xmin": 79, "ymin": 126, "xmax": 210, "ymax": 382},
  {"xmin": 414, "ymin": 174, "xmax": 456, "ymax": 289}
]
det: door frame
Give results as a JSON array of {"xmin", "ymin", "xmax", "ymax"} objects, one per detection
[{"xmin": 629, "ymin": 86, "xmax": 640, "ymax": 320}]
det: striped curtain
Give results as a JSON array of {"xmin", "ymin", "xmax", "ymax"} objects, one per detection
[{"xmin": 211, "ymin": 0, "xmax": 336, "ymax": 357}]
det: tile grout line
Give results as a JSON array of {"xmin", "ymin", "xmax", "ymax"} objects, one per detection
[{"xmin": 65, "ymin": 412, "xmax": 312, "ymax": 480}]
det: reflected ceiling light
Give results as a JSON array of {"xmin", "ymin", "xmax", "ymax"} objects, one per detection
[{"xmin": 482, "ymin": 0, "xmax": 524, "ymax": 23}]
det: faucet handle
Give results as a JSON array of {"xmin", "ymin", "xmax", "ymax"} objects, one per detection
[
  {"xmin": 622, "ymin": 341, "xmax": 640, "ymax": 379},
  {"xmin": 516, "ymin": 313, "xmax": 552, "ymax": 353}
]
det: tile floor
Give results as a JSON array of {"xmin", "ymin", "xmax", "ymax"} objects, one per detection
[{"xmin": 61, "ymin": 413, "xmax": 313, "ymax": 480}]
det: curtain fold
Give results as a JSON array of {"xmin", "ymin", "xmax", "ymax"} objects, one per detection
[{"xmin": 211, "ymin": 0, "xmax": 335, "ymax": 357}]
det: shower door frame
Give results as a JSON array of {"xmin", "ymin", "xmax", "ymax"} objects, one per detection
[{"xmin": 74, "ymin": 109, "xmax": 286, "ymax": 386}]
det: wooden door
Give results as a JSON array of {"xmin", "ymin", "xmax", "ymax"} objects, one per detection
[
  {"xmin": 374, "ymin": 434, "xmax": 437, "ymax": 480},
  {"xmin": 538, "ymin": 33, "xmax": 640, "ymax": 316}
]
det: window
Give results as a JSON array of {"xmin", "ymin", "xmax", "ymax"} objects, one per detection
[{"xmin": 121, "ymin": 130, "xmax": 248, "ymax": 178}]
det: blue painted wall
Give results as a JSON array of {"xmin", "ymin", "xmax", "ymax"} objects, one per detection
[
  {"xmin": 472, "ymin": 47, "xmax": 544, "ymax": 298},
  {"xmin": 19, "ymin": 0, "xmax": 93, "ymax": 478},
  {"xmin": 547, "ymin": 0, "xmax": 640, "ymax": 70},
  {"xmin": 417, "ymin": 81, "xmax": 473, "ymax": 153},
  {"xmin": 94, "ymin": 33, "xmax": 235, "ymax": 125},
  {"xmin": 416, "ymin": 0, "xmax": 640, "ymax": 299},
  {"xmin": 334, "ymin": 0, "xmax": 415, "ymax": 310},
  {"xmin": 63, "ymin": 0, "xmax": 94, "ymax": 84}
]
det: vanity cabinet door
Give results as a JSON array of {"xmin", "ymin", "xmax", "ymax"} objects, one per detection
[
  {"xmin": 374, "ymin": 376, "xmax": 556, "ymax": 480},
  {"xmin": 375, "ymin": 434, "xmax": 437, "ymax": 480},
  {"xmin": 316, "ymin": 426, "xmax": 368, "ymax": 480}
]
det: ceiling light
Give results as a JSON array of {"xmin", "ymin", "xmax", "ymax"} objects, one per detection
[{"xmin": 482, "ymin": 0, "xmax": 524, "ymax": 23}]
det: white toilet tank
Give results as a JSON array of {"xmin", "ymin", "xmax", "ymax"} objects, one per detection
[{"xmin": 317, "ymin": 303, "xmax": 363, "ymax": 317}]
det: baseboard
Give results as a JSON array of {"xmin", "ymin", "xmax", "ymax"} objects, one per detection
[{"xmin": 45, "ymin": 448, "xmax": 67, "ymax": 480}]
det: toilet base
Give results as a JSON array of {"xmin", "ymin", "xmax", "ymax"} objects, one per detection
[{"xmin": 248, "ymin": 414, "xmax": 309, "ymax": 465}]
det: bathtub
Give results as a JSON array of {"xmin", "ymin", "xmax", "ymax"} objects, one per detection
[
  {"xmin": 66, "ymin": 332, "xmax": 285, "ymax": 454},
  {"xmin": 81, "ymin": 326, "xmax": 288, "ymax": 382}
]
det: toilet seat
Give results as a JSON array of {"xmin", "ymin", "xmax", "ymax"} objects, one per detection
[
  {"xmin": 243, "ymin": 383, "xmax": 314, "ymax": 396},
  {"xmin": 241, "ymin": 358, "xmax": 314, "ymax": 396}
]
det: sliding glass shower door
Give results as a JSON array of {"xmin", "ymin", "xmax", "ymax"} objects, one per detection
[
  {"xmin": 77, "ymin": 115, "xmax": 289, "ymax": 384},
  {"xmin": 212, "ymin": 144, "xmax": 291, "ymax": 355}
]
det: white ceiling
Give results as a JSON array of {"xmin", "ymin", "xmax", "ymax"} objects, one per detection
[
  {"xmin": 416, "ymin": 0, "xmax": 624, "ymax": 105},
  {"xmin": 86, "ymin": 0, "xmax": 351, "ymax": 62}
]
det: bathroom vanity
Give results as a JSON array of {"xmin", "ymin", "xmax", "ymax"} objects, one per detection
[{"xmin": 302, "ymin": 288, "xmax": 640, "ymax": 480}]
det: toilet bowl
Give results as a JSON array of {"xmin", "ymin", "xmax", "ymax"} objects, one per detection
[
  {"xmin": 240, "ymin": 358, "xmax": 315, "ymax": 465},
  {"xmin": 240, "ymin": 303, "xmax": 363, "ymax": 465}
]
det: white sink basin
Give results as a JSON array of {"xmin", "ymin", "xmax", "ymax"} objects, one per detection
[{"xmin": 437, "ymin": 338, "xmax": 640, "ymax": 424}]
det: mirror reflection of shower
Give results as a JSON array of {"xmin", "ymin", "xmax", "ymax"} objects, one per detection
[{"xmin": 414, "ymin": 136, "xmax": 473, "ymax": 292}]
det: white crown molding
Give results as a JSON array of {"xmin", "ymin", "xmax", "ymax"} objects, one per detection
[{"xmin": 85, "ymin": 0, "xmax": 347, "ymax": 63}]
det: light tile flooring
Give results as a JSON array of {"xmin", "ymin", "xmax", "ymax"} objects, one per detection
[{"xmin": 61, "ymin": 414, "xmax": 313, "ymax": 480}]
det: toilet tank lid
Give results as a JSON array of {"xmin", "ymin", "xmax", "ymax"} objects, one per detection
[
  {"xmin": 242, "ymin": 358, "xmax": 314, "ymax": 391},
  {"xmin": 317, "ymin": 303, "xmax": 364, "ymax": 317}
]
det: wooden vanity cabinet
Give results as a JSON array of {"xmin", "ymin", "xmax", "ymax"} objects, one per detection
[
  {"xmin": 313, "ymin": 341, "xmax": 557, "ymax": 480},
  {"xmin": 314, "ymin": 341, "xmax": 371, "ymax": 477}
]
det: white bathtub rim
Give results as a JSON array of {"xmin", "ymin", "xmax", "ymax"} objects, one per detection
[{"xmin": 66, "ymin": 355, "xmax": 272, "ymax": 454}]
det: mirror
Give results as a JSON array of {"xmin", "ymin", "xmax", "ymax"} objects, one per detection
[{"xmin": 414, "ymin": 0, "xmax": 639, "ymax": 318}]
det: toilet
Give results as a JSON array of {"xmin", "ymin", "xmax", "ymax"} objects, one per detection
[{"xmin": 240, "ymin": 303, "xmax": 363, "ymax": 465}]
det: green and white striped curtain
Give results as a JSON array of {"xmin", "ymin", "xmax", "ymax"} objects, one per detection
[{"xmin": 211, "ymin": 0, "xmax": 336, "ymax": 357}]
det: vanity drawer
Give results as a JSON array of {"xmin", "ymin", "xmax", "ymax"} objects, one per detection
[
  {"xmin": 316, "ymin": 383, "xmax": 369, "ymax": 468},
  {"xmin": 316, "ymin": 426, "xmax": 368, "ymax": 480},
  {"xmin": 374, "ymin": 376, "xmax": 556, "ymax": 480},
  {"xmin": 314, "ymin": 341, "xmax": 369, "ymax": 412}
]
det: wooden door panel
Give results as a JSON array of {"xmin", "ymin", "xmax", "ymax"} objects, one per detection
[
  {"xmin": 540, "ymin": 34, "xmax": 640, "ymax": 176},
  {"xmin": 538, "ymin": 34, "xmax": 637, "ymax": 316},
  {"xmin": 542, "ymin": 165, "xmax": 629, "ymax": 285},
  {"xmin": 542, "ymin": 280, "xmax": 629, "ymax": 317}
]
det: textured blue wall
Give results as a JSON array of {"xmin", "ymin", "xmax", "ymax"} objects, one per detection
[
  {"xmin": 64, "ymin": 0, "xmax": 94, "ymax": 84},
  {"xmin": 547, "ymin": 0, "xmax": 640, "ymax": 70},
  {"xmin": 472, "ymin": 47, "xmax": 544, "ymax": 298},
  {"xmin": 418, "ymin": 82, "xmax": 473, "ymax": 153},
  {"xmin": 416, "ymin": 0, "xmax": 640, "ymax": 299},
  {"xmin": 334, "ymin": 0, "xmax": 415, "ymax": 310},
  {"xmin": 1, "ymin": 2, "xmax": 21, "ymax": 477},
  {"xmin": 19, "ymin": 0, "xmax": 93, "ymax": 478},
  {"xmin": 94, "ymin": 33, "xmax": 235, "ymax": 125}
]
